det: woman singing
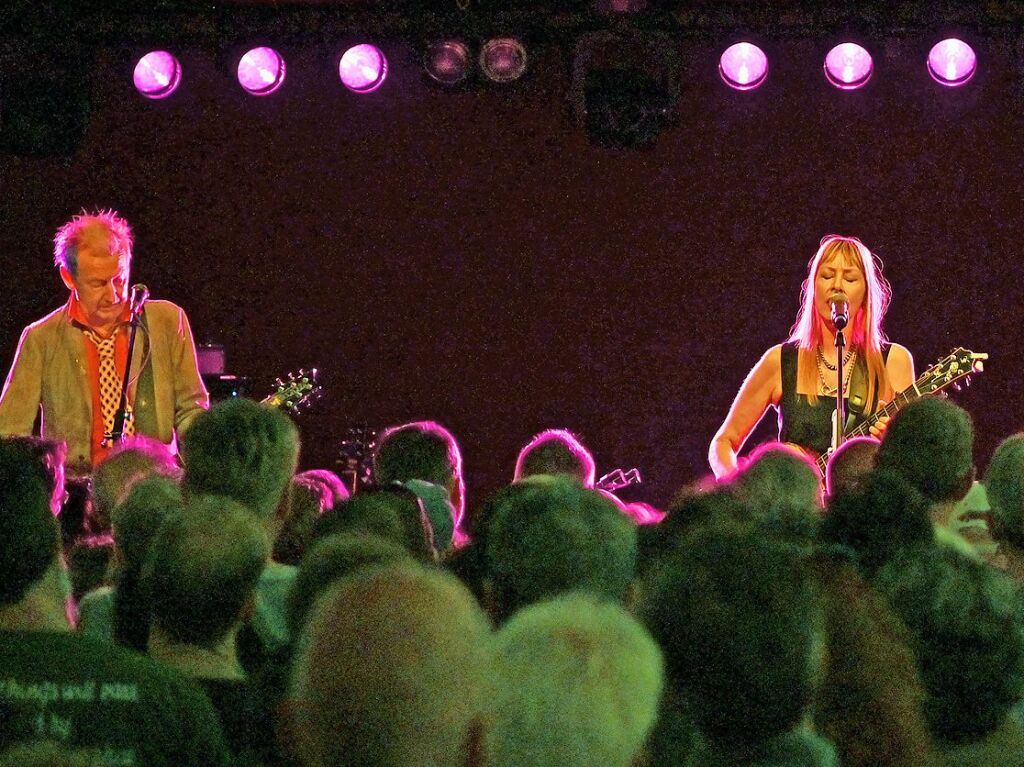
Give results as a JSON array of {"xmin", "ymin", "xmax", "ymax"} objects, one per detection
[{"xmin": 709, "ymin": 235, "xmax": 915, "ymax": 478}]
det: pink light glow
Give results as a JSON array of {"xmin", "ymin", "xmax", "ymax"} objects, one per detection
[
  {"xmin": 927, "ymin": 39, "xmax": 977, "ymax": 87},
  {"xmin": 824, "ymin": 42, "xmax": 873, "ymax": 90},
  {"xmin": 425, "ymin": 41, "xmax": 471, "ymax": 85},
  {"xmin": 719, "ymin": 42, "xmax": 769, "ymax": 91},
  {"xmin": 237, "ymin": 47, "xmax": 286, "ymax": 96},
  {"xmin": 339, "ymin": 44, "xmax": 388, "ymax": 93},
  {"xmin": 133, "ymin": 51, "xmax": 182, "ymax": 99},
  {"xmin": 479, "ymin": 38, "xmax": 527, "ymax": 83}
]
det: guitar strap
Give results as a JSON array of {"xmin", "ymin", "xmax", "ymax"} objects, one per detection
[
  {"xmin": 848, "ymin": 344, "xmax": 892, "ymax": 421},
  {"xmin": 847, "ymin": 356, "xmax": 870, "ymax": 421}
]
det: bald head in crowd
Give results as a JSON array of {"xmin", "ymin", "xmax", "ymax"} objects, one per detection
[{"xmin": 290, "ymin": 564, "xmax": 492, "ymax": 767}]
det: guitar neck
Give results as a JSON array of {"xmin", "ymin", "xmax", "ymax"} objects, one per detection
[
  {"xmin": 812, "ymin": 347, "xmax": 986, "ymax": 476},
  {"xmin": 813, "ymin": 385, "xmax": 921, "ymax": 473}
]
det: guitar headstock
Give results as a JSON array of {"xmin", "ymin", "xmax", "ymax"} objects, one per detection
[
  {"xmin": 915, "ymin": 348, "xmax": 987, "ymax": 397},
  {"xmin": 336, "ymin": 426, "xmax": 379, "ymax": 494},
  {"xmin": 262, "ymin": 368, "xmax": 322, "ymax": 413}
]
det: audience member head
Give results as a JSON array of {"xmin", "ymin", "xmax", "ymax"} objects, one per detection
[
  {"xmin": 513, "ymin": 428, "xmax": 596, "ymax": 488},
  {"xmin": 485, "ymin": 476, "xmax": 637, "ymax": 624},
  {"xmin": 91, "ymin": 436, "xmax": 179, "ymax": 531},
  {"xmin": 67, "ymin": 534, "xmax": 113, "ymax": 603},
  {"xmin": 984, "ymin": 433, "xmax": 1024, "ymax": 550},
  {"xmin": 373, "ymin": 420, "xmax": 465, "ymax": 534},
  {"xmin": 181, "ymin": 398, "xmax": 300, "ymax": 532},
  {"xmin": 825, "ymin": 436, "xmax": 880, "ymax": 497},
  {"xmin": 107, "ymin": 476, "xmax": 184, "ymax": 653},
  {"xmin": 734, "ymin": 442, "xmax": 822, "ymax": 542},
  {"xmin": 874, "ymin": 545, "xmax": 1024, "ymax": 744},
  {"xmin": 0, "ymin": 439, "xmax": 64, "ymax": 622},
  {"xmin": 311, "ymin": 486, "xmax": 436, "ymax": 563},
  {"xmin": 642, "ymin": 523, "xmax": 822, "ymax": 755},
  {"xmin": 1, "ymin": 435, "xmax": 66, "ymax": 516},
  {"xmin": 821, "ymin": 469, "xmax": 935, "ymax": 578},
  {"xmin": 287, "ymin": 533, "xmax": 413, "ymax": 637},
  {"xmin": 809, "ymin": 551, "xmax": 932, "ymax": 767},
  {"xmin": 290, "ymin": 564, "xmax": 491, "ymax": 767},
  {"xmin": 145, "ymin": 495, "xmax": 270, "ymax": 649},
  {"xmin": 59, "ymin": 476, "xmax": 92, "ymax": 546},
  {"xmin": 638, "ymin": 485, "xmax": 750, "ymax": 579},
  {"xmin": 490, "ymin": 593, "xmax": 663, "ymax": 767},
  {"xmin": 110, "ymin": 475, "xmax": 183, "ymax": 574},
  {"xmin": 876, "ymin": 397, "xmax": 974, "ymax": 504},
  {"xmin": 273, "ymin": 475, "xmax": 330, "ymax": 566},
  {"xmin": 295, "ymin": 468, "xmax": 350, "ymax": 509}
]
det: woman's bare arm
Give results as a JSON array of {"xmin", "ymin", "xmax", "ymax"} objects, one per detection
[{"xmin": 708, "ymin": 345, "xmax": 783, "ymax": 478}]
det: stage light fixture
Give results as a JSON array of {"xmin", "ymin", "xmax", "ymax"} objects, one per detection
[
  {"xmin": 339, "ymin": 44, "xmax": 388, "ymax": 93},
  {"xmin": 425, "ymin": 41, "xmax": 471, "ymax": 85},
  {"xmin": 719, "ymin": 42, "xmax": 768, "ymax": 91},
  {"xmin": 133, "ymin": 51, "xmax": 182, "ymax": 99},
  {"xmin": 824, "ymin": 42, "xmax": 873, "ymax": 90},
  {"xmin": 237, "ymin": 46, "xmax": 286, "ymax": 96},
  {"xmin": 927, "ymin": 39, "xmax": 977, "ymax": 87},
  {"xmin": 569, "ymin": 31, "xmax": 679, "ymax": 149},
  {"xmin": 479, "ymin": 38, "xmax": 527, "ymax": 83}
]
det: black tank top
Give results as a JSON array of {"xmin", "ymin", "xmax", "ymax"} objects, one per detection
[{"xmin": 777, "ymin": 343, "xmax": 890, "ymax": 455}]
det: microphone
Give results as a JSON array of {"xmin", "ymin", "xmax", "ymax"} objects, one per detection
[
  {"xmin": 129, "ymin": 284, "xmax": 150, "ymax": 318},
  {"xmin": 829, "ymin": 292, "xmax": 849, "ymax": 330}
]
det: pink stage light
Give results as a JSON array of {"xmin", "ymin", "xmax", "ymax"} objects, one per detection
[
  {"xmin": 824, "ymin": 42, "xmax": 873, "ymax": 90},
  {"xmin": 927, "ymin": 39, "xmax": 977, "ymax": 87},
  {"xmin": 133, "ymin": 51, "xmax": 182, "ymax": 99},
  {"xmin": 719, "ymin": 42, "xmax": 769, "ymax": 91},
  {"xmin": 339, "ymin": 44, "xmax": 388, "ymax": 93},
  {"xmin": 479, "ymin": 38, "xmax": 527, "ymax": 83},
  {"xmin": 425, "ymin": 41, "xmax": 471, "ymax": 85},
  {"xmin": 237, "ymin": 46, "xmax": 286, "ymax": 96}
]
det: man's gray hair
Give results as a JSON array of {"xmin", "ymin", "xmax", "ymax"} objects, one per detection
[
  {"xmin": 490, "ymin": 593, "xmax": 663, "ymax": 767},
  {"xmin": 290, "ymin": 563, "xmax": 492, "ymax": 767}
]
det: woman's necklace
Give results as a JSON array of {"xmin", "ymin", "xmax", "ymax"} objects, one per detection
[
  {"xmin": 816, "ymin": 347, "xmax": 857, "ymax": 397},
  {"xmin": 816, "ymin": 345, "xmax": 855, "ymax": 371}
]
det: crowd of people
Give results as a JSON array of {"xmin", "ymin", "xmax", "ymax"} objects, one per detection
[
  {"xmin": 0, "ymin": 214, "xmax": 1021, "ymax": 765},
  {"xmin": 0, "ymin": 394, "xmax": 1023, "ymax": 767}
]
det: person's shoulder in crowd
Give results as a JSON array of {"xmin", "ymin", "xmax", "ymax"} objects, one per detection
[
  {"xmin": 198, "ymin": 678, "xmax": 279, "ymax": 767},
  {"xmin": 0, "ymin": 628, "xmax": 231, "ymax": 767}
]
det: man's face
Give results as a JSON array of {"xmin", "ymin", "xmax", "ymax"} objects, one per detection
[{"xmin": 61, "ymin": 224, "xmax": 131, "ymax": 330}]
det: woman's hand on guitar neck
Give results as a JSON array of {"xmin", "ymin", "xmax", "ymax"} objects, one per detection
[{"xmin": 869, "ymin": 409, "xmax": 892, "ymax": 440}]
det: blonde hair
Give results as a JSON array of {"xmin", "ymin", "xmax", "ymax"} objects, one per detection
[{"xmin": 787, "ymin": 235, "xmax": 893, "ymax": 408}]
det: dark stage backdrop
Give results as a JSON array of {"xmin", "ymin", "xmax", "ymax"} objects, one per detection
[{"xmin": 1, "ymin": 34, "xmax": 1020, "ymax": 509}]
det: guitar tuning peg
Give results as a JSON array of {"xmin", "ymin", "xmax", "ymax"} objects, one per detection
[
  {"xmin": 952, "ymin": 382, "xmax": 962, "ymax": 392},
  {"xmin": 964, "ymin": 376, "xmax": 972, "ymax": 387}
]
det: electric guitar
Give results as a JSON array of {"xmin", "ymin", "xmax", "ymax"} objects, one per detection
[
  {"xmin": 261, "ymin": 368, "xmax": 321, "ymax": 413},
  {"xmin": 814, "ymin": 347, "xmax": 987, "ymax": 475}
]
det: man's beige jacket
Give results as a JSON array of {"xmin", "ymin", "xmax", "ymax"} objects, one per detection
[{"xmin": 0, "ymin": 300, "xmax": 209, "ymax": 470}]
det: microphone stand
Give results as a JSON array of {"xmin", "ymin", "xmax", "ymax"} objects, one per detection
[
  {"xmin": 833, "ymin": 320, "xmax": 847, "ymax": 454},
  {"xmin": 105, "ymin": 298, "xmax": 145, "ymax": 447}
]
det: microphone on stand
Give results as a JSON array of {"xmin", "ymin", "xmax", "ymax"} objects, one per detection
[
  {"xmin": 829, "ymin": 292, "xmax": 849, "ymax": 330},
  {"xmin": 129, "ymin": 284, "xmax": 150, "ymax": 319}
]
